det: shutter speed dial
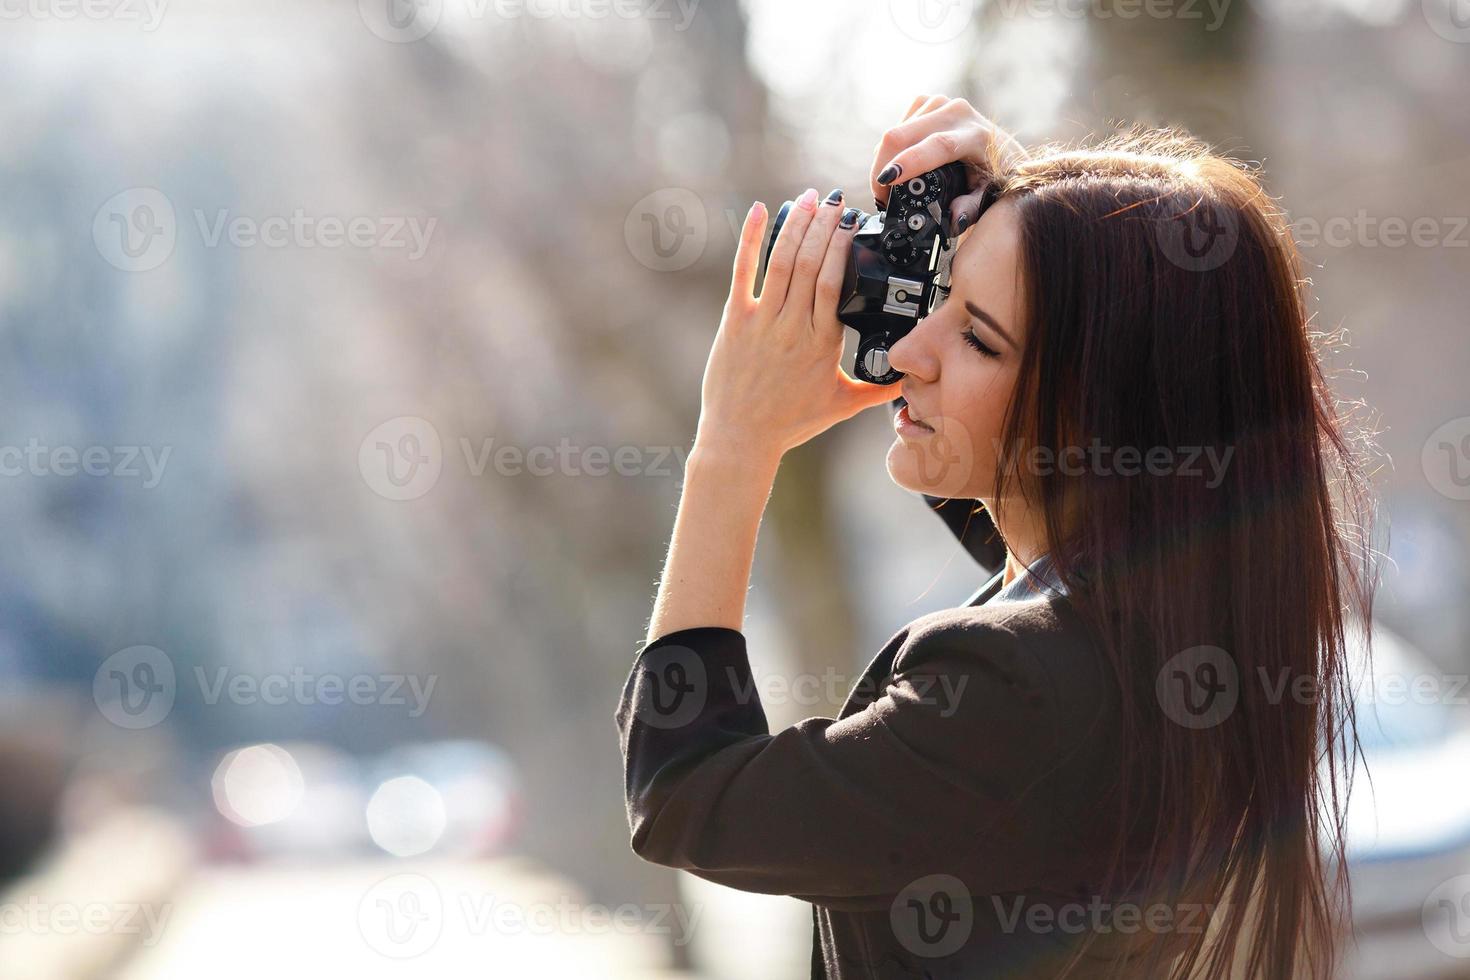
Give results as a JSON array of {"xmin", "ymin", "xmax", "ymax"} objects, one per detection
[{"xmin": 862, "ymin": 347, "xmax": 891, "ymax": 379}]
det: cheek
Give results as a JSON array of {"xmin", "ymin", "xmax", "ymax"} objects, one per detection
[
  {"xmin": 949, "ymin": 362, "xmax": 1017, "ymax": 443},
  {"xmin": 954, "ymin": 364, "xmax": 1021, "ymax": 482},
  {"xmin": 886, "ymin": 363, "xmax": 1018, "ymax": 499}
]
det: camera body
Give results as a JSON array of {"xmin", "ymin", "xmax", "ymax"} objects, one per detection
[{"xmin": 762, "ymin": 162, "xmax": 968, "ymax": 384}]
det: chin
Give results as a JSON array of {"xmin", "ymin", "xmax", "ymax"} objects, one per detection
[{"xmin": 885, "ymin": 435, "xmax": 981, "ymax": 498}]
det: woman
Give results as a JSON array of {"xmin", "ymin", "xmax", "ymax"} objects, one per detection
[{"xmin": 615, "ymin": 95, "xmax": 1378, "ymax": 979}]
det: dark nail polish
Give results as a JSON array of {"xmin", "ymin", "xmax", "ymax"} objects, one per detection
[
  {"xmin": 876, "ymin": 163, "xmax": 902, "ymax": 185},
  {"xmin": 840, "ymin": 208, "xmax": 859, "ymax": 229},
  {"xmin": 874, "ymin": 196, "xmax": 886, "ymax": 212},
  {"xmin": 955, "ymin": 212, "xmax": 971, "ymax": 234},
  {"xmin": 824, "ymin": 188, "xmax": 844, "ymax": 205}
]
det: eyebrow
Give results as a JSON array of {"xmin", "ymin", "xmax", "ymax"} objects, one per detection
[{"xmin": 965, "ymin": 301, "xmax": 1018, "ymax": 350}]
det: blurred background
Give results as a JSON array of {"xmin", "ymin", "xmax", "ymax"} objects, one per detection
[{"xmin": 0, "ymin": 0, "xmax": 1468, "ymax": 976}]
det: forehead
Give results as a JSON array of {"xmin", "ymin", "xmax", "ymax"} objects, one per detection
[{"xmin": 940, "ymin": 199, "xmax": 1023, "ymax": 321}]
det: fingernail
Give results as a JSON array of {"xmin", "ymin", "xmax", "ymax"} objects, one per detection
[
  {"xmin": 874, "ymin": 196, "xmax": 886, "ymax": 212},
  {"xmin": 955, "ymin": 212, "xmax": 971, "ymax": 234},
  {"xmin": 796, "ymin": 187, "xmax": 818, "ymax": 210},
  {"xmin": 840, "ymin": 208, "xmax": 859, "ymax": 229},
  {"xmin": 876, "ymin": 163, "xmax": 902, "ymax": 186},
  {"xmin": 749, "ymin": 200, "xmax": 765, "ymax": 220},
  {"xmin": 824, "ymin": 188, "xmax": 843, "ymax": 206}
]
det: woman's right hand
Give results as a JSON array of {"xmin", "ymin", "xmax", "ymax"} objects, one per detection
[{"xmin": 869, "ymin": 95, "xmax": 1026, "ymax": 234}]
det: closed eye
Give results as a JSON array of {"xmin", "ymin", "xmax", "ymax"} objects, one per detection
[
  {"xmin": 963, "ymin": 328, "xmax": 1000, "ymax": 358},
  {"xmin": 963, "ymin": 301, "xmax": 1017, "ymax": 352}
]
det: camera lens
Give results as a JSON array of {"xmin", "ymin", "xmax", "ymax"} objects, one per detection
[
  {"xmin": 771, "ymin": 200, "xmax": 792, "ymax": 237},
  {"xmin": 762, "ymin": 200, "xmax": 793, "ymax": 282}
]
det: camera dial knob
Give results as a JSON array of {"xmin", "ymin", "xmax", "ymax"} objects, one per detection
[{"xmin": 863, "ymin": 347, "xmax": 891, "ymax": 378}]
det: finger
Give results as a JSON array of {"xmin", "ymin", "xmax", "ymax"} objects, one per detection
[
  {"xmin": 878, "ymin": 97, "xmax": 969, "ymax": 160},
  {"xmin": 900, "ymin": 94, "xmax": 933, "ymax": 122},
  {"xmin": 782, "ymin": 188, "xmax": 846, "ymax": 322},
  {"xmin": 873, "ymin": 96, "xmax": 959, "ymax": 205},
  {"xmin": 728, "ymin": 200, "xmax": 768, "ymax": 306},
  {"xmin": 875, "ymin": 129, "xmax": 976, "ymax": 197},
  {"xmin": 949, "ymin": 189, "xmax": 988, "ymax": 237},
  {"xmin": 882, "ymin": 96, "xmax": 953, "ymax": 159},
  {"xmin": 874, "ymin": 96, "xmax": 950, "ymax": 206},
  {"xmin": 813, "ymin": 206, "xmax": 859, "ymax": 333},
  {"xmin": 839, "ymin": 373, "xmax": 904, "ymax": 416},
  {"xmin": 760, "ymin": 187, "xmax": 819, "ymax": 309},
  {"xmin": 901, "ymin": 94, "xmax": 948, "ymax": 123},
  {"xmin": 916, "ymin": 94, "xmax": 951, "ymax": 116}
]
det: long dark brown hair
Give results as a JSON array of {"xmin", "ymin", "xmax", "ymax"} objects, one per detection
[{"xmin": 974, "ymin": 130, "xmax": 1380, "ymax": 979}]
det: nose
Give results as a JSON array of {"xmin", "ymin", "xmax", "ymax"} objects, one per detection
[{"xmin": 886, "ymin": 318, "xmax": 938, "ymax": 383}]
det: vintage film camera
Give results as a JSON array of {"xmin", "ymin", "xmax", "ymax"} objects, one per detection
[{"xmin": 761, "ymin": 162, "xmax": 969, "ymax": 384}]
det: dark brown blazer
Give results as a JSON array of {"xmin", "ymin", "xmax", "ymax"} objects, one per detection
[{"xmin": 615, "ymin": 493, "xmax": 1131, "ymax": 978}]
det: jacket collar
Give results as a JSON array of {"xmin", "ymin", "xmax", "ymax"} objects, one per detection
[{"xmin": 965, "ymin": 552, "xmax": 1070, "ymax": 607}]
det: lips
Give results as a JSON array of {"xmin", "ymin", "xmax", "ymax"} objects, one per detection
[
  {"xmin": 898, "ymin": 394, "xmax": 934, "ymax": 430},
  {"xmin": 895, "ymin": 402, "xmax": 935, "ymax": 433}
]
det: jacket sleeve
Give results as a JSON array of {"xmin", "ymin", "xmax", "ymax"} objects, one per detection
[{"xmin": 614, "ymin": 614, "xmax": 1107, "ymax": 910}]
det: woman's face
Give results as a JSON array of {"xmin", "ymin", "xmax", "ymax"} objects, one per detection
[{"xmin": 884, "ymin": 197, "xmax": 1026, "ymax": 501}]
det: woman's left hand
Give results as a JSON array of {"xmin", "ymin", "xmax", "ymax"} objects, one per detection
[{"xmin": 693, "ymin": 187, "xmax": 897, "ymax": 464}]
